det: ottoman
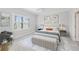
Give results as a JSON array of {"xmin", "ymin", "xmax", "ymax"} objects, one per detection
[{"xmin": 32, "ymin": 34, "xmax": 58, "ymax": 51}]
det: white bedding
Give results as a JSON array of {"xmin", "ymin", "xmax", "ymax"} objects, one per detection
[
  {"xmin": 34, "ymin": 32, "xmax": 59, "ymax": 39},
  {"xmin": 36, "ymin": 28, "xmax": 60, "ymax": 36}
]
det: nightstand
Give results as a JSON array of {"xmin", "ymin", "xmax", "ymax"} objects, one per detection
[{"xmin": 60, "ymin": 30, "xmax": 67, "ymax": 36}]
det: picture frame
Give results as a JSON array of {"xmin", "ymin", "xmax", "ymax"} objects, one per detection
[{"xmin": 0, "ymin": 13, "xmax": 11, "ymax": 27}]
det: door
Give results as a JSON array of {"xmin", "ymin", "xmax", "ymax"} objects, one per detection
[{"xmin": 75, "ymin": 12, "xmax": 79, "ymax": 41}]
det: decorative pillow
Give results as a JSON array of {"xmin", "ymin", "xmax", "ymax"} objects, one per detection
[{"xmin": 46, "ymin": 28, "xmax": 53, "ymax": 31}]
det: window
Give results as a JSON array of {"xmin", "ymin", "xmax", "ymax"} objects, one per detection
[
  {"xmin": 23, "ymin": 17, "xmax": 30, "ymax": 30},
  {"xmin": 14, "ymin": 16, "xmax": 30, "ymax": 31},
  {"xmin": 14, "ymin": 16, "xmax": 22, "ymax": 30}
]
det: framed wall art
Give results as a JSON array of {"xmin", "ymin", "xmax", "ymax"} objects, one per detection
[{"xmin": 0, "ymin": 13, "xmax": 11, "ymax": 27}]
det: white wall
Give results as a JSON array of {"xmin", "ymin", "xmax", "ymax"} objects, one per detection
[
  {"xmin": 0, "ymin": 8, "xmax": 37, "ymax": 39},
  {"xmin": 37, "ymin": 15, "xmax": 44, "ymax": 25},
  {"xmin": 58, "ymin": 11, "xmax": 70, "ymax": 33},
  {"xmin": 68, "ymin": 9, "xmax": 75, "ymax": 41}
]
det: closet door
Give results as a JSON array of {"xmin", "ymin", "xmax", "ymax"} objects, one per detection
[{"xmin": 75, "ymin": 12, "xmax": 79, "ymax": 41}]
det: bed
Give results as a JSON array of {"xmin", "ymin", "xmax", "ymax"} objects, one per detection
[{"xmin": 32, "ymin": 28, "xmax": 60, "ymax": 51}]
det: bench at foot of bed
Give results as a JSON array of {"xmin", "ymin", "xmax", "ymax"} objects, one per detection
[{"xmin": 32, "ymin": 34, "xmax": 58, "ymax": 51}]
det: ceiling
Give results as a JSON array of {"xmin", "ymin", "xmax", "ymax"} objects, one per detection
[{"xmin": 24, "ymin": 8, "xmax": 72, "ymax": 15}]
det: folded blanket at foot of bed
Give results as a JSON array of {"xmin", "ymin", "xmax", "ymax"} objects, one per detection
[
  {"xmin": 32, "ymin": 34, "xmax": 58, "ymax": 51},
  {"xmin": 34, "ymin": 32, "xmax": 59, "ymax": 39}
]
